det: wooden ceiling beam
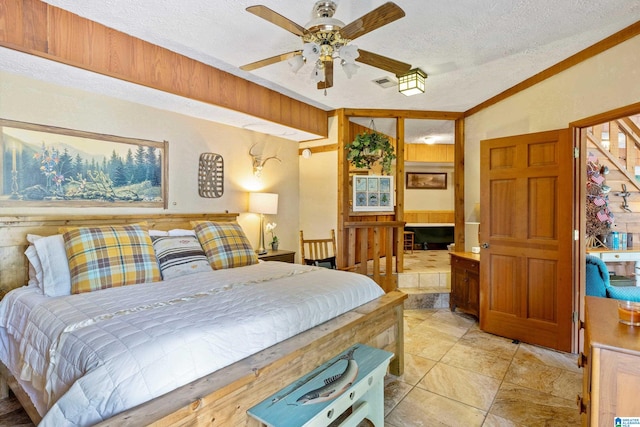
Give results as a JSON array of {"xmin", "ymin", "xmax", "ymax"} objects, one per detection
[{"xmin": 0, "ymin": 0, "xmax": 328, "ymax": 138}]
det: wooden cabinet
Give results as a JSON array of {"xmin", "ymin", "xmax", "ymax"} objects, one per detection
[
  {"xmin": 579, "ymin": 297, "xmax": 640, "ymax": 426},
  {"xmin": 449, "ymin": 252, "xmax": 480, "ymax": 317},
  {"xmin": 258, "ymin": 249, "xmax": 295, "ymax": 263}
]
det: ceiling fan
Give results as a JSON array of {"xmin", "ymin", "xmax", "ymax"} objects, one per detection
[{"xmin": 241, "ymin": 1, "xmax": 412, "ymax": 91}]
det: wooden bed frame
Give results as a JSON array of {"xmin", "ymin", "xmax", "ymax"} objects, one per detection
[{"xmin": 0, "ymin": 213, "xmax": 406, "ymax": 426}]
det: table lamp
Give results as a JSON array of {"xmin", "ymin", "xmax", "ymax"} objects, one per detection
[{"xmin": 249, "ymin": 192, "xmax": 278, "ymax": 254}]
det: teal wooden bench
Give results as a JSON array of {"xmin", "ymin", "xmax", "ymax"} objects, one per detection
[{"xmin": 247, "ymin": 344, "xmax": 393, "ymax": 427}]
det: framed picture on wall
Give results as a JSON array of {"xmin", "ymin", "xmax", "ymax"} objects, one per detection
[
  {"xmin": 406, "ymin": 172, "xmax": 447, "ymax": 189},
  {"xmin": 353, "ymin": 175, "xmax": 394, "ymax": 212},
  {"xmin": 0, "ymin": 118, "xmax": 168, "ymax": 208}
]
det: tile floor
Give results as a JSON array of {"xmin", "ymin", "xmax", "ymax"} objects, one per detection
[
  {"xmin": 398, "ymin": 250, "xmax": 453, "ymax": 310},
  {"xmin": 0, "ymin": 307, "xmax": 583, "ymax": 427},
  {"xmin": 399, "ymin": 250, "xmax": 452, "ymax": 292},
  {"xmin": 383, "ymin": 308, "xmax": 583, "ymax": 426}
]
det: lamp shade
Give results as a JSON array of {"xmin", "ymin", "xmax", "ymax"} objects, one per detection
[
  {"xmin": 398, "ymin": 68, "xmax": 427, "ymax": 96},
  {"xmin": 249, "ymin": 192, "xmax": 278, "ymax": 214}
]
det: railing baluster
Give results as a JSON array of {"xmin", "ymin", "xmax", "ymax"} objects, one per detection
[{"xmin": 342, "ymin": 221, "xmax": 405, "ymax": 291}]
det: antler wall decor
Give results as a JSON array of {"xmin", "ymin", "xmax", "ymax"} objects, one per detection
[{"xmin": 249, "ymin": 143, "xmax": 281, "ymax": 177}]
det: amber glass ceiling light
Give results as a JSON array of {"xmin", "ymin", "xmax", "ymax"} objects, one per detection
[{"xmin": 398, "ymin": 68, "xmax": 427, "ymax": 96}]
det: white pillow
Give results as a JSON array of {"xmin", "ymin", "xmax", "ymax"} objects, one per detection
[
  {"xmin": 152, "ymin": 235, "xmax": 212, "ymax": 280},
  {"xmin": 32, "ymin": 234, "xmax": 72, "ymax": 297},
  {"xmin": 26, "ymin": 233, "xmax": 42, "ymax": 244},
  {"xmin": 149, "ymin": 229, "xmax": 169, "ymax": 237},
  {"xmin": 168, "ymin": 229, "xmax": 196, "ymax": 236},
  {"xmin": 24, "ymin": 245, "xmax": 43, "ymax": 289}
]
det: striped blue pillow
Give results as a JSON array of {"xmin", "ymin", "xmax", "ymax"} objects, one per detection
[{"xmin": 152, "ymin": 235, "xmax": 212, "ymax": 280}]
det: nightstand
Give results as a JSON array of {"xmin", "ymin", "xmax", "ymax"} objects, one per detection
[{"xmin": 258, "ymin": 249, "xmax": 296, "ymax": 263}]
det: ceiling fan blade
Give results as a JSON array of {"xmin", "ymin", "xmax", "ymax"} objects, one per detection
[
  {"xmin": 340, "ymin": 2, "xmax": 405, "ymax": 41},
  {"xmin": 356, "ymin": 49, "xmax": 412, "ymax": 76},
  {"xmin": 317, "ymin": 60, "xmax": 334, "ymax": 90},
  {"xmin": 241, "ymin": 51, "xmax": 301, "ymax": 71},
  {"xmin": 246, "ymin": 5, "xmax": 308, "ymax": 37}
]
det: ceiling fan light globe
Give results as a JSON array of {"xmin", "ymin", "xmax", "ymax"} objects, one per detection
[
  {"xmin": 342, "ymin": 62, "xmax": 359, "ymax": 79},
  {"xmin": 311, "ymin": 64, "xmax": 325, "ymax": 83},
  {"xmin": 338, "ymin": 44, "xmax": 359, "ymax": 63},
  {"xmin": 288, "ymin": 55, "xmax": 305, "ymax": 73},
  {"xmin": 302, "ymin": 42, "xmax": 321, "ymax": 63}
]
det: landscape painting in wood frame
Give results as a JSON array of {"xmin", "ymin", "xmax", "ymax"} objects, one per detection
[
  {"xmin": 406, "ymin": 172, "xmax": 447, "ymax": 189},
  {"xmin": 0, "ymin": 119, "xmax": 167, "ymax": 208},
  {"xmin": 353, "ymin": 175, "xmax": 394, "ymax": 212}
]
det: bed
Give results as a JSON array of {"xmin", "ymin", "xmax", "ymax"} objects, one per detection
[{"xmin": 0, "ymin": 213, "xmax": 406, "ymax": 426}]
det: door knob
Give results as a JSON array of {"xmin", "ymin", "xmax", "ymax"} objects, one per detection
[{"xmin": 481, "ymin": 243, "xmax": 490, "ymax": 249}]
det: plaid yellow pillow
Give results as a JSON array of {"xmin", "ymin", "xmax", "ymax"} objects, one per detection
[
  {"xmin": 191, "ymin": 221, "xmax": 258, "ymax": 270},
  {"xmin": 60, "ymin": 222, "xmax": 161, "ymax": 294}
]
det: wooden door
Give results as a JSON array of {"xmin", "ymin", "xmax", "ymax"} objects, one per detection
[{"xmin": 479, "ymin": 129, "xmax": 573, "ymax": 352}]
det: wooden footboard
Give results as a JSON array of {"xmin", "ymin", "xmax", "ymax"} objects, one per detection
[{"xmin": 95, "ymin": 290, "xmax": 406, "ymax": 427}]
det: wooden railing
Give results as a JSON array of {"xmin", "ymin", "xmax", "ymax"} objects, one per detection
[
  {"xmin": 343, "ymin": 221, "xmax": 405, "ymax": 293},
  {"xmin": 587, "ymin": 118, "xmax": 640, "ymax": 192}
]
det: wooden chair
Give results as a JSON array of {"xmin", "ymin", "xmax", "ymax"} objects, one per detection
[
  {"xmin": 403, "ymin": 231, "xmax": 415, "ymax": 253},
  {"xmin": 300, "ymin": 229, "xmax": 337, "ymax": 269}
]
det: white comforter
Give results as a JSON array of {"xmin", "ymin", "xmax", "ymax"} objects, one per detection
[{"xmin": 0, "ymin": 262, "xmax": 384, "ymax": 426}]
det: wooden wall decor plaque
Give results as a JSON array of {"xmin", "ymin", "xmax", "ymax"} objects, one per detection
[{"xmin": 198, "ymin": 153, "xmax": 224, "ymax": 198}]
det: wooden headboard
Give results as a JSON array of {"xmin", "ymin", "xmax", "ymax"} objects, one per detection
[{"xmin": 0, "ymin": 213, "xmax": 238, "ymax": 298}]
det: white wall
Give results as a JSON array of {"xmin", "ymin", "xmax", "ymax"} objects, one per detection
[
  {"xmin": 0, "ymin": 71, "xmax": 300, "ymax": 252},
  {"xmin": 298, "ymin": 116, "xmax": 338, "ymax": 242},
  {"xmin": 464, "ymin": 35, "xmax": 640, "ymax": 250}
]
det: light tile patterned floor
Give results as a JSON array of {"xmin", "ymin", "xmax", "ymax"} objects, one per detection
[
  {"xmin": 398, "ymin": 250, "xmax": 451, "ymax": 292},
  {"xmin": 402, "ymin": 250, "xmax": 451, "ymax": 273},
  {"xmin": 384, "ymin": 309, "xmax": 583, "ymax": 427}
]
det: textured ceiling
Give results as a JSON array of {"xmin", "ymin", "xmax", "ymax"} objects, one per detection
[{"xmin": 2, "ymin": 1, "xmax": 640, "ymax": 141}]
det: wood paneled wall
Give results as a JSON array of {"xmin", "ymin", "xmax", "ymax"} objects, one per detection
[
  {"xmin": 405, "ymin": 210, "xmax": 455, "ymax": 224},
  {"xmin": 404, "ymin": 144, "xmax": 454, "ymax": 162},
  {"xmin": 0, "ymin": 0, "xmax": 328, "ymax": 137}
]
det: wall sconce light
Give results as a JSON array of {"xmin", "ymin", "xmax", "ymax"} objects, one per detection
[
  {"xmin": 398, "ymin": 68, "xmax": 427, "ymax": 96},
  {"xmin": 249, "ymin": 192, "xmax": 279, "ymax": 254},
  {"xmin": 249, "ymin": 143, "xmax": 281, "ymax": 177}
]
